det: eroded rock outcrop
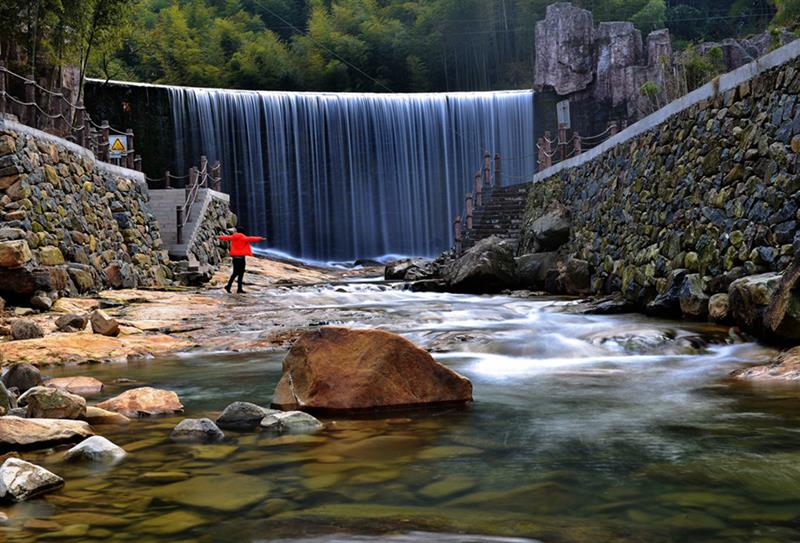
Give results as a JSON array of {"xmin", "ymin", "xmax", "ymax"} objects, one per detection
[
  {"xmin": 534, "ymin": 3, "xmax": 596, "ymax": 95},
  {"xmin": 271, "ymin": 327, "xmax": 472, "ymax": 411}
]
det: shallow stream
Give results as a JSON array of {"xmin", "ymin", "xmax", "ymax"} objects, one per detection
[{"xmin": 4, "ymin": 281, "xmax": 799, "ymax": 543}]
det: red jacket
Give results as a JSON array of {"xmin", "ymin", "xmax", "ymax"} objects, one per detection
[{"xmin": 218, "ymin": 232, "xmax": 265, "ymax": 257}]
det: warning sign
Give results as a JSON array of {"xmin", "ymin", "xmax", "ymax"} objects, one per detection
[{"xmin": 108, "ymin": 136, "xmax": 127, "ymax": 159}]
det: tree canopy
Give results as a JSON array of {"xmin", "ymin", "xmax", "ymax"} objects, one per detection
[{"xmin": 0, "ymin": 0, "xmax": 786, "ymax": 94}]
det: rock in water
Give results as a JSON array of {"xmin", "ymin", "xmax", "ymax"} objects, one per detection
[
  {"xmin": 260, "ymin": 411, "xmax": 323, "ymax": 434},
  {"xmin": 515, "ymin": 252, "xmax": 558, "ymax": 289},
  {"xmin": 10, "ymin": 320, "xmax": 44, "ymax": 340},
  {"xmin": 646, "ymin": 269, "xmax": 688, "ymax": 317},
  {"xmin": 2, "ymin": 363, "xmax": 42, "ymax": 392},
  {"xmin": 90, "ymin": 309, "xmax": 120, "ymax": 337},
  {"xmin": 64, "ymin": 436, "xmax": 126, "ymax": 462},
  {"xmin": 216, "ymin": 401, "xmax": 277, "ymax": 431},
  {"xmin": 84, "ymin": 406, "xmax": 130, "ymax": 425},
  {"xmin": 55, "ymin": 314, "xmax": 88, "ymax": 333},
  {"xmin": 271, "ymin": 327, "xmax": 473, "ymax": 411},
  {"xmin": 44, "ymin": 376, "xmax": 103, "ymax": 397},
  {"xmin": 18, "ymin": 386, "xmax": 86, "ymax": 419},
  {"xmin": 0, "ymin": 458, "xmax": 63, "ymax": 501},
  {"xmin": 444, "ymin": 236, "xmax": 516, "ymax": 294},
  {"xmin": 0, "ymin": 417, "xmax": 93, "ymax": 450},
  {"xmin": 729, "ymin": 272, "xmax": 800, "ymax": 339},
  {"xmin": 96, "ymin": 387, "xmax": 183, "ymax": 418},
  {"xmin": 170, "ymin": 418, "xmax": 225, "ymax": 442},
  {"xmin": 733, "ymin": 346, "xmax": 800, "ymax": 380}
]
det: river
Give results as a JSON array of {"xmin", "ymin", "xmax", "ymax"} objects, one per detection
[{"xmin": 5, "ymin": 276, "xmax": 799, "ymax": 543}]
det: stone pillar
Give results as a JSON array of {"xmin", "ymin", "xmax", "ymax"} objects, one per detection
[{"xmin": 534, "ymin": 3, "xmax": 595, "ymax": 95}]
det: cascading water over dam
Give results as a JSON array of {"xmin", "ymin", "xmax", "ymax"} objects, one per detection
[{"xmin": 169, "ymin": 87, "xmax": 536, "ymax": 261}]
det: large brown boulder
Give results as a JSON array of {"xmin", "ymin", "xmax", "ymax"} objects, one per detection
[
  {"xmin": 18, "ymin": 386, "xmax": 86, "ymax": 419},
  {"xmin": 271, "ymin": 327, "xmax": 472, "ymax": 411},
  {"xmin": 96, "ymin": 387, "xmax": 183, "ymax": 418}
]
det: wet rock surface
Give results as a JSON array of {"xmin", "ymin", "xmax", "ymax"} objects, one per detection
[
  {"xmin": 170, "ymin": 418, "xmax": 225, "ymax": 442},
  {"xmin": 272, "ymin": 327, "xmax": 473, "ymax": 411},
  {"xmin": 17, "ymin": 386, "xmax": 86, "ymax": 419},
  {"xmin": 96, "ymin": 387, "xmax": 183, "ymax": 418},
  {"xmin": 444, "ymin": 236, "xmax": 516, "ymax": 294},
  {"xmin": 63, "ymin": 435, "xmax": 127, "ymax": 462},
  {"xmin": 0, "ymin": 458, "xmax": 63, "ymax": 501},
  {"xmin": 0, "ymin": 416, "xmax": 93, "ymax": 450},
  {"xmin": 216, "ymin": 401, "xmax": 277, "ymax": 431}
]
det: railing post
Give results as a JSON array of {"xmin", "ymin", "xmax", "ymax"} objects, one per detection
[
  {"xmin": 474, "ymin": 172, "xmax": 482, "ymax": 207},
  {"xmin": 100, "ymin": 121, "xmax": 110, "ymax": 162},
  {"xmin": 24, "ymin": 76, "xmax": 36, "ymax": 127},
  {"xmin": 465, "ymin": 193, "xmax": 473, "ymax": 230},
  {"xmin": 165, "ymin": 170, "xmax": 171, "ymax": 189},
  {"xmin": 199, "ymin": 155, "xmax": 208, "ymax": 186},
  {"xmin": 75, "ymin": 103, "xmax": 86, "ymax": 148},
  {"xmin": 176, "ymin": 206, "xmax": 184, "ymax": 245},
  {"xmin": 493, "ymin": 153, "xmax": 502, "ymax": 187},
  {"xmin": 574, "ymin": 132, "xmax": 582, "ymax": 156},
  {"xmin": 543, "ymin": 132, "xmax": 552, "ymax": 169},
  {"xmin": 537, "ymin": 138, "xmax": 545, "ymax": 170},
  {"xmin": 187, "ymin": 166, "xmax": 197, "ymax": 197},
  {"xmin": 134, "ymin": 156, "xmax": 142, "ymax": 172},
  {"xmin": 559, "ymin": 123, "xmax": 567, "ymax": 162},
  {"xmin": 51, "ymin": 88, "xmax": 64, "ymax": 136},
  {"xmin": 453, "ymin": 216, "xmax": 462, "ymax": 254},
  {"xmin": 212, "ymin": 161, "xmax": 221, "ymax": 191},
  {"xmin": 483, "ymin": 152, "xmax": 491, "ymax": 186},
  {"xmin": 0, "ymin": 62, "xmax": 6, "ymax": 117},
  {"xmin": 126, "ymin": 128, "xmax": 135, "ymax": 169},
  {"xmin": 608, "ymin": 120, "xmax": 618, "ymax": 137}
]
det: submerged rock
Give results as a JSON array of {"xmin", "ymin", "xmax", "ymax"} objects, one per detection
[
  {"xmin": 170, "ymin": 418, "xmax": 225, "ymax": 442},
  {"xmin": 271, "ymin": 327, "xmax": 472, "ymax": 411},
  {"xmin": 96, "ymin": 387, "xmax": 183, "ymax": 418},
  {"xmin": 0, "ymin": 416, "xmax": 93, "ymax": 450},
  {"xmin": 216, "ymin": 401, "xmax": 277, "ymax": 431},
  {"xmin": 2, "ymin": 363, "xmax": 42, "ymax": 393},
  {"xmin": 0, "ymin": 458, "xmax": 63, "ymax": 501},
  {"xmin": 260, "ymin": 411, "xmax": 323, "ymax": 434},
  {"xmin": 18, "ymin": 386, "xmax": 86, "ymax": 419},
  {"xmin": 732, "ymin": 346, "xmax": 800, "ymax": 380},
  {"xmin": 64, "ymin": 436, "xmax": 126, "ymax": 463},
  {"xmin": 444, "ymin": 236, "xmax": 516, "ymax": 294},
  {"xmin": 44, "ymin": 376, "xmax": 103, "ymax": 397}
]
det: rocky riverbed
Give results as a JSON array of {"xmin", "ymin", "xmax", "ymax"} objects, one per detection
[{"xmin": 0, "ymin": 255, "xmax": 799, "ymax": 542}]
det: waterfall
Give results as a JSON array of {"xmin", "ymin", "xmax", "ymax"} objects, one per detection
[{"xmin": 169, "ymin": 87, "xmax": 536, "ymax": 261}]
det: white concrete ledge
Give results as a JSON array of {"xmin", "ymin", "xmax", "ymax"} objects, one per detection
[
  {"xmin": 533, "ymin": 37, "xmax": 800, "ymax": 182},
  {"xmin": 0, "ymin": 117, "xmax": 146, "ymax": 185}
]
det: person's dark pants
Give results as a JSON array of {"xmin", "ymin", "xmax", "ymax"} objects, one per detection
[{"xmin": 227, "ymin": 256, "xmax": 246, "ymax": 292}]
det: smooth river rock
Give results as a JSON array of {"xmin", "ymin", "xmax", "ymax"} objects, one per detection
[
  {"xmin": 84, "ymin": 406, "xmax": 130, "ymax": 425},
  {"xmin": 0, "ymin": 458, "xmax": 64, "ymax": 501},
  {"xmin": 64, "ymin": 436, "xmax": 126, "ymax": 462},
  {"xmin": 96, "ymin": 387, "xmax": 183, "ymax": 418},
  {"xmin": 260, "ymin": 411, "xmax": 324, "ymax": 434},
  {"xmin": 170, "ymin": 418, "xmax": 225, "ymax": 442},
  {"xmin": 18, "ymin": 386, "xmax": 86, "ymax": 419},
  {"xmin": 271, "ymin": 327, "xmax": 472, "ymax": 411},
  {"xmin": 216, "ymin": 401, "xmax": 277, "ymax": 431},
  {"xmin": 44, "ymin": 376, "xmax": 104, "ymax": 396},
  {"xmin": 0, "ymin": 416, "xmax": 93, "ymax": 450}
]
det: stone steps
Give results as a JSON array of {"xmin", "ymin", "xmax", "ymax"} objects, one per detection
[{"xmin": 461, "ymin": 182, "xmax": 531, "ymax": 250}]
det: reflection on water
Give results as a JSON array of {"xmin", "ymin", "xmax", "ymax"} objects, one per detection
[{"xmin": 3, "ymin": 283, "xmax": 800, "ymax": 543}]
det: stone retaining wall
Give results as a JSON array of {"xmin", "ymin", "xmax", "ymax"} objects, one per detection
[
  {"xmin": 519, "ymin": 39, "xmax": 800, "ymax": 338},
  {"xmin": 0, "ymin": 119, "xmax": 171, "ymax": 305}
]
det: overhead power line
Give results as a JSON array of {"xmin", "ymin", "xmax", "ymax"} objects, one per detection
[{"xmin": 252, "ymin": 0, "xmax": 394, "ymax": 93}]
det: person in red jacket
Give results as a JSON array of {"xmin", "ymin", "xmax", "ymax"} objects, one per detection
[{"xmin": 217, "ymin": 227, "xmax": 266, "ymax": 293}]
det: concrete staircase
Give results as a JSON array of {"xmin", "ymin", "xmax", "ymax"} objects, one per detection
[
  {"xmin": 462, "ymin": 184, "xmax": 531, "ymax": 250},
  {"xmin": 149, "ymin": 188, "xmax": 212, "ymax": 271}
]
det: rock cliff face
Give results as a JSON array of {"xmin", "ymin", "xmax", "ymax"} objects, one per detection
[
  {"xmin": 534, "ymin": 2, "xmax": 789, "ymax": 124},
  {"xmin": 533, "ymin": 3, "xmax": 596, "ymax": 96},
  {"xmin": 0, "ymin": 121, "xmax": 173, "ymax": 305}
]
